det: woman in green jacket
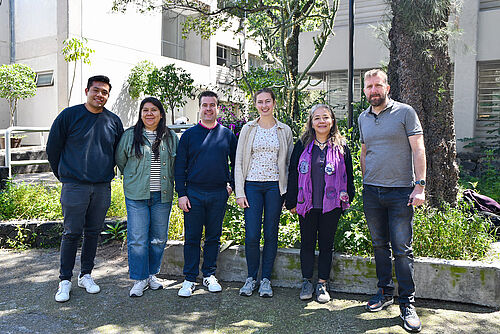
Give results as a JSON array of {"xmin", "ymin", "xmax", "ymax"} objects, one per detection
[{"xmin": 115, "ymin": 97, "xmax": 178, "ymax": 297}]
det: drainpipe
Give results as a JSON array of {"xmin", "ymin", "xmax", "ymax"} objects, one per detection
[{"xmin": 9, "ymin": 0, "xmax": 15, "ymax": 63}]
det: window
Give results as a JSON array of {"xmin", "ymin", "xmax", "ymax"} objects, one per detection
[
  {"xmin": 476, "ymin": 61, "xmax": 500, "ymax": 149},
  {"xmin": 325, "ymin": 70, "xmax": 366, "ymax": 119},
  {"xmin": 161, "ymin": 10, "xmax": 210, "ymax": 65},
  {"xmin": 36, "ymin": 71, "xmax": 54, "ymax": 87},
  {"xmin": 480, "ymin": 0, "xmax": 500, "ymax": 11},
  {"xmin": 248, "ymin": 54, "xmax": 265, "ymax": 69},
  {"xmin": 217, "ymin": 44, "xmax": 239, "ymax": 67}
]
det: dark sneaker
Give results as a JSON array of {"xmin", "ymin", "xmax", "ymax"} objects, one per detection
[
  {"xmin": 315, "ymin": 282, "xmax": 330, "ymax": 303},
  {"xmin": 400, "ymin": 304, "xmax": 422, "ymax": 332},
  {"xmin": 299, "ymin": 279, "xmax": 313, "ymax": 300},
  {"xmin": 366, "ymin": 289, "xmax": 394, "ymax": 312}
]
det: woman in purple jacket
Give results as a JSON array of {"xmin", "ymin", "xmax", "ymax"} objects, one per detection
[{"xmin": 285, "ymin": 104, "xmax": 355, "ymax": 303}]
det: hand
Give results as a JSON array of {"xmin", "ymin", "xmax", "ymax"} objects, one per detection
[
  {"xmin": 178, "ymin": 196, "xmax": 191, "ymax": 212},
  {"xmin": 408, "ymin": 187, "xmax": 425, "ymax": 206},
  {"xmin": 236, "ymin": 197, "xmax": 249, "ymax": 208},
  {"xmin": 290, "ymin": 207, "xmax": 297, "ymax": 214},
  {"xmin": 226, "ymin": 185, "xmax": 233, "ymax": 196}
]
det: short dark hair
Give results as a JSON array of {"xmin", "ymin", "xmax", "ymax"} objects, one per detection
[
  {"xmin": 198, "ymin": 91, "xmax": 219, "ymax": 106},
  {"xmin": 87, "ymin": 75, "xmax": 112, "ymax": 92},
  {"xmin": 253, "ymin": 87, "xmax": 276, "ymax": 103}
]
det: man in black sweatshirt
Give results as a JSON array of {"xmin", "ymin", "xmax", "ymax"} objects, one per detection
[
  {"xmin": 175, "ymin": 91, "xmax": 237, "ymax": 297},
  {"xmin": 47, "ymin": 75, "xmax": 124, "ymax": 303}
]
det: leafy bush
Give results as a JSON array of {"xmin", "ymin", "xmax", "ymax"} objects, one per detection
[
  {"xmin": 413, "ymin": 201, "xmax": 495, "ymax": 260},
  {"xmin": 0, "ymin": 181, "xmax": 62, "ymax": 220},
  {"xmin": 0, "ymin": 179, "xmax": 126, "ymax": 221}
]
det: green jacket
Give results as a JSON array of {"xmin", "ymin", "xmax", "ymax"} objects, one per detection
[{"xmin": 115, "ymin": 127, "xmax": 179, "ymax": 203}]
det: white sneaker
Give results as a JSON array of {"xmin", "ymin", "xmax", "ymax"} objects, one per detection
[
  {"xmin": 130, "ymin": 279, "xmax": 149, "ymax": 297},
  {"xmin": 203, "ymin": 275, "xmax": 222, "ymax": 293},
  {"xmin": 55, "ymin": 280, "xmax": 72, "ymax": 302},
  {"xmin": 178, "ymin": 280, "xmax": 196, "ymax": 297},
  {"xmin": 77, "ymin": 274, "xmax": 100, "ymax": 294},
  {"xmin": 148, "ymin": 275, "xmax": 164, "ymax": 290}
]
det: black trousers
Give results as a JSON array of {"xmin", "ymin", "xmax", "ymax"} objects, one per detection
[{"xmin": 299, "ymin": 208, "xmax": 342, "ymax": 281}]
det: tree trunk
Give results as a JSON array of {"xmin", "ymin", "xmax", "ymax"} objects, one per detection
[{"xmin": 388, "ymin": 0, "xmax": 459, "ymax": 207}]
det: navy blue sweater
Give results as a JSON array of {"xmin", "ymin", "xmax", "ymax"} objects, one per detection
[
  {"xmin": 174, "ymin": 123, "xmax": 237, "ymax": 197},
  {"xmin": 46, "ymin": 104, "xmax": 124, "ymax": 184}
]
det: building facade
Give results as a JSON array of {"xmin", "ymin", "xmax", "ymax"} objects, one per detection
[
  {"xmin": 299, "ymin": 0, "xmax": 500, "ymax": 151},
  {"xmin": 0, "ymin": 0, "xmax": 260, "ymax": 144}
]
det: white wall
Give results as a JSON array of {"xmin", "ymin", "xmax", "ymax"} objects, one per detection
[{"xmin": 477, "ymin": 8, "xmax": 500, "ymax": 61}]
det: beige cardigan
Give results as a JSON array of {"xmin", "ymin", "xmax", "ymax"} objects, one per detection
[{"xmin": 234, "ymin": 118, "xmax": 293, "ymax": 198}]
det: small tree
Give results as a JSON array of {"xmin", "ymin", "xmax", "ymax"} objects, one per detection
[
  {"xmin": 0, "ymin": 64, "xmax": 37, "ymax": 127},
  {"xmin": 61, "ymin": 37, "xmax": 94, "ymax": 105},
  {"xmin": 128, "ymin": 62, "xmax": 195, "ymax": 124}
]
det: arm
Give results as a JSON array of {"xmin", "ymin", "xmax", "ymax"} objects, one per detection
[
  {"xmin": 344, "ymin": 144, "xmax": 355, "ymax": 203},
  {"xmin": 114, "ymin": 132, "xmax": 129, "ymax": 174},
  {"xmin": 360, "ymin": 143, "xmax": 367, "ymax": 179},
  {"xmin": 174, "ymin": 135, "xmax": 191, "ymax": 212},
  {"xmin": 228, "ymin": 131, "xmax": 238, "ymax": 195},
  {"xmin": 408, "ymin": 134, "xmax": 426, "ymax": 206},
  {"xmin": 285, "ymin": 141, "xmax": 303, "ymax": 212},
  {"xmin": 46, "ymin": 113, "xmax": 67, "ymax": 180}
]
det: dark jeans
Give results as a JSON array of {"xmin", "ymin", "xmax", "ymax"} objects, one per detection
[
  {"xmin": 59, "ymin": 182, "xmax": 111, "ymax": 281},
  {"xmin": 363, "ymin": 185, "xmax": 415, "ymax": 304},
  {"xmin": 243, "ymin": 181, "xmax": 282, "ymax": 280},
  {"xmin": 299, "ymin": 208, "xmax": 342, "ymax": 281},
  {"xmin": 183, "ymin": 186, "xmax": 229, "ymax": 282}
]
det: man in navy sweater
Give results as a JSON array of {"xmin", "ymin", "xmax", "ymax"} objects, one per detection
[
  {"xmin": 47, "ymin": 75, "xmax": 124, "ymax": 302},
  {"xmin": 175, "ymin": 91, "xmax": 237, "ymax": 297}
]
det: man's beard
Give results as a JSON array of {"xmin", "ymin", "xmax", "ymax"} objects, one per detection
[{"xmin": 368, "ymin": 93, "xmax": 387, "ymax": 107}]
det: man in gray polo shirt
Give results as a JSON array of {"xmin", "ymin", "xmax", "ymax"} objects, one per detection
[{"xmin": 359, "ymin": 69, "xmax": 426, "ymax": 333}]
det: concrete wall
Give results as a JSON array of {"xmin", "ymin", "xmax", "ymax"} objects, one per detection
[{"xmin": 161, "ymin": 241, "xmax": 500, "ymax": 308}]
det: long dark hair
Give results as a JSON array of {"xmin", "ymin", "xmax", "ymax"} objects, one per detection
[
  {"xmin": 300, "ymin": 104, "xmax": 345, "ymax": 153},
  {"xmin": 132, "ymin": 97, "xmax": 171, "ymax": 160}
]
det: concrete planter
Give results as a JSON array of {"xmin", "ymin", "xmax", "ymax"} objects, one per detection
[{"xmin": 161, "ymin": 240, "xmax": 500, "ymax": 308}]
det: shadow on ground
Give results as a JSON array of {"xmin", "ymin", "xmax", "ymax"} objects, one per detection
[{"xmin": 0, "ymin": 243, "xmax": 499, "ymax": 334}]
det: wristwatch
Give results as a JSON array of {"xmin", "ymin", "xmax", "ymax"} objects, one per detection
[{"xmin": 415, "ymin": 180, "xmax": 426, "ymax": 186}]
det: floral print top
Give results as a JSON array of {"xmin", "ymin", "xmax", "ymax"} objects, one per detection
[{"xmin": 246, "ymin": 124, "xmax": 280, "ymax": 181}]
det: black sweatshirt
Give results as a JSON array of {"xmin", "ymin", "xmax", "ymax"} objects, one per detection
[
  {"xmin": 46, "ymin": 104, "xmax": 124, "ymax": 184},
  {"xmin": 174, "ymin": 123, "xmax": 237, "ymax": 197}
]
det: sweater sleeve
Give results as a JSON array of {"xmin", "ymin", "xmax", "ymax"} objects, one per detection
[
  {"xmin": 285, "ymin": 140, "xmax": 304, "ymax": 210},
  {"xmin": 344, "ymin": 144, "xmax": 356, "ymax": 203},
  {"xmin": 46, "ymin": 111, "xmax": 68, "ymax": 180},
  {"xmin": 174, "ymin": 131, "xmax": 189, "ymax": 197},
  {"xmin": 228, "ymin": 131, "xmax": 237, "ymax": 191},
  {"xmin": 115, "ymin": 129, "xmax": 130, "ymax": 174},
  {"xmin": 234, "ymin": 124, "xmax": 249, "ymax": 198}
]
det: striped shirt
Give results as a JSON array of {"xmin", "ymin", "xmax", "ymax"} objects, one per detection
[{"xmin": 145, "ymin": 131, "xmax": 161, "ymax": 192}]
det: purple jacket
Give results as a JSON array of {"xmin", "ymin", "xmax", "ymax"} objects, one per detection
[{"xmin": 296, "ymin": 141, "xmax": 350, "ymax": 217}]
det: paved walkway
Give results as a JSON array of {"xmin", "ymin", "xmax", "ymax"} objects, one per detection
[{"xmin": 0, "ymin": 244, "xmax": 499, "ymax": 334}]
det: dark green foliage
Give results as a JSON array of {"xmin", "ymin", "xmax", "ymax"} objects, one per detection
[{"xmin": 101, "ymin": 221, "xmax": 127, "ymax": 243}]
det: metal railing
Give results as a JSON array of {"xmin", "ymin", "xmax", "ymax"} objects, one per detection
[{"xmin": 0, "ymin": 126, "xmax": 50, "ymax": 178}]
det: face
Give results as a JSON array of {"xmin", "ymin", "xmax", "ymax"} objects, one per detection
[
  {"xmin": 141, "ymin": 102, "xmax": 162, "ymax": 131},
  {"xmin": 85, "ymin": 81, "xmax": 110, "ymax": 111},
  {"xmin": 199, "ymin": 96, "xmax": 218, "ymax": 124},
  {"xmin": 255, "ymin": 92, "xmax": 275, "ymax": 117},
  {"xmin": 311, "ymin": 107, "xmax": 334, "ymax": 137},
  {"xmin": 364, "ymin": 74, "xmax": 390, "ymax": 108}
]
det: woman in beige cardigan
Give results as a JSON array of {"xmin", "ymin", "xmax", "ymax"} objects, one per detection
[{"xmin": 234, "ymin": 88, "xmax": 293, "ymax": 298}]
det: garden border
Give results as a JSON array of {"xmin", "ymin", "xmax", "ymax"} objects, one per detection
[{"xmin": 161, "ymin": 240, "xmax": 500, "ymax": 308}]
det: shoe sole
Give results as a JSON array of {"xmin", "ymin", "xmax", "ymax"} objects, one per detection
[
  {"xmin": 259, "ymin": 293, "xmax": 273, "ymax": 298},
  {"xmin": 300, "ymin": 294, "xmax": 313, "ymax": 300},
  {"xmin": 150, "ymin": 285, "xmax": 163, "ymax": 291},
  {"xmin": 55, "ymin": 295, "xmax": 70, "ymax": 303},
  {"xmin": 77, "ymin": 283, "xmax": 100, "ymax": 294},
  {"xmin": 400, "ymin": 314, "xmax": 422, "ymax": 332},
  {"xmin": 240, "ymin": 290, "xmax": 253, "ymax": 296},
  {"xmin": 366, "ymin": 299, "xmax": 394, "ymax": 312}
]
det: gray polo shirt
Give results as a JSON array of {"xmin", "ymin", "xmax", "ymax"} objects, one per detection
[{"xmin": 358, "ymin": 100, "xmax": 423, "ymax": 187}]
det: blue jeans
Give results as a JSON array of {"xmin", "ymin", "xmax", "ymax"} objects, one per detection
[
  {"xmin": 183, "ymin": 186, "xmax": 229, "ymax": 282},
  {"xmin": 59, "ymin": 182, "xmax": 111, "ymax": 281},
  {"xmin": 363, "ymin": 185, "xmax": 415, "ymax": 304},
  {"xmin": 126, "ymin": 192, "xmax": 172, "ymax": 280},
  {"xmin": 244, "ymin": 181, "xmax": 282, "ymax": 280}
]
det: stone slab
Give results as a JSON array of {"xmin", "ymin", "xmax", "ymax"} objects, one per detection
[{"xmin": 161, "ymin": 241, "xmax": 500, "ymax": 308}]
